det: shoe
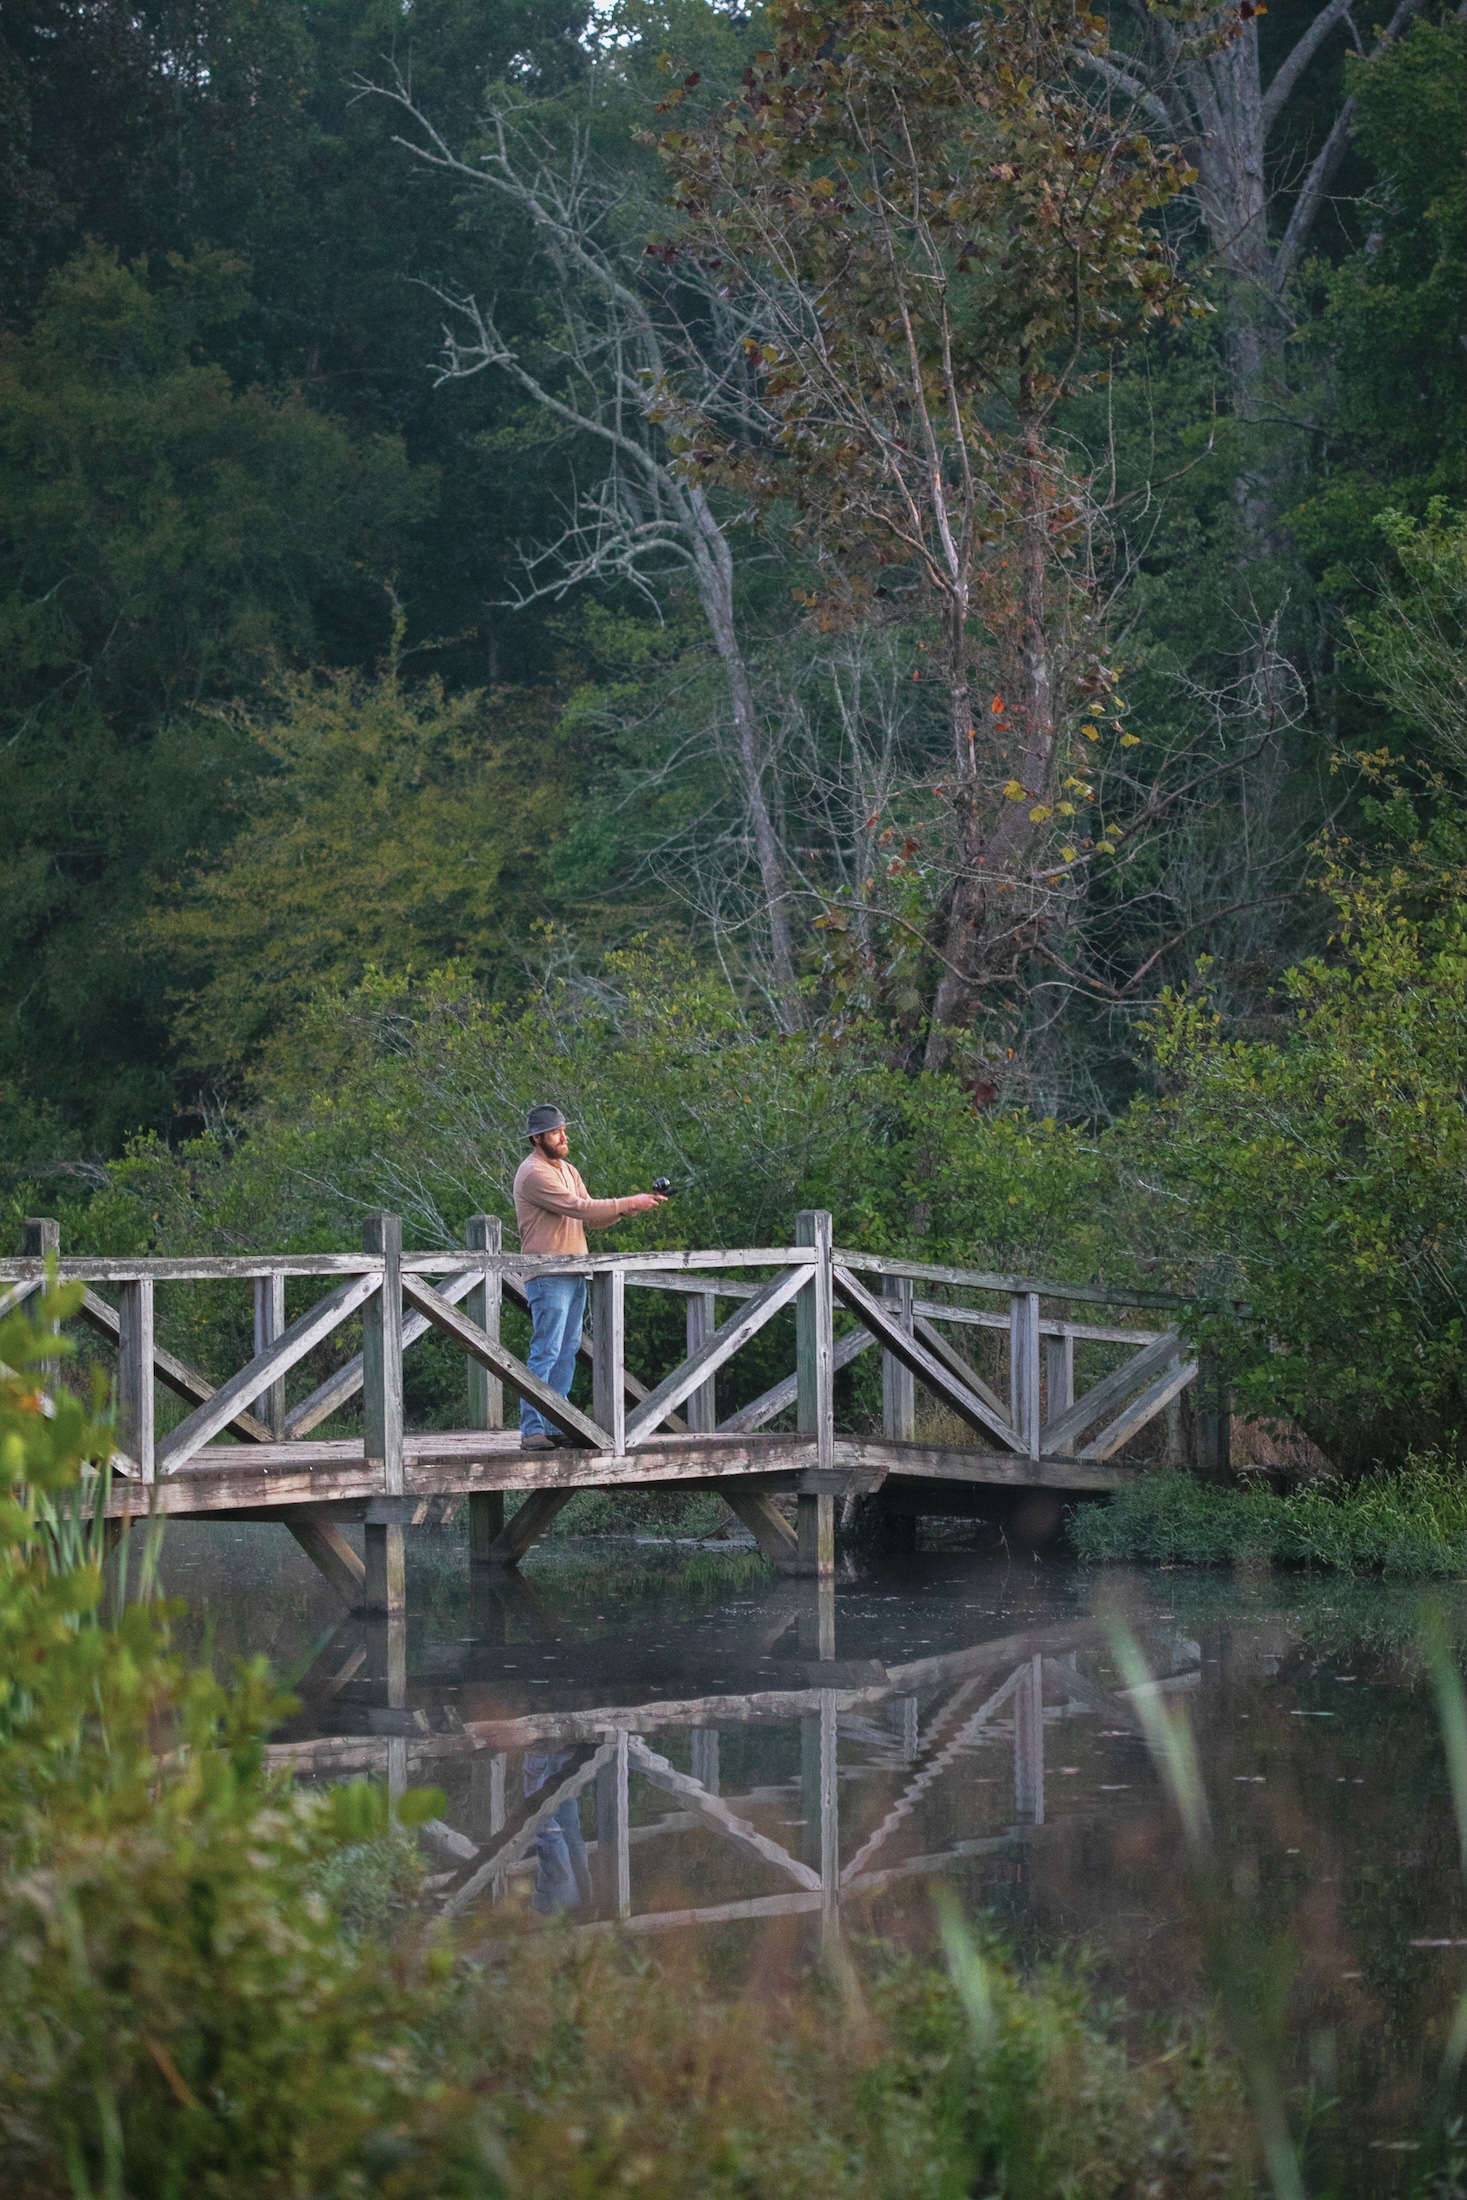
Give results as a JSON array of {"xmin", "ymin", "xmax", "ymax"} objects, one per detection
[{"xmin": 520, "ymin": 1432, "xmax": 555, "ymax": 1452}]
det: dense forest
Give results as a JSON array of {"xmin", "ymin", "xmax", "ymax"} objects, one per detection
[{"xmin": 1, "ymin": 0, "xmax": 1462, "ymax": 1465}]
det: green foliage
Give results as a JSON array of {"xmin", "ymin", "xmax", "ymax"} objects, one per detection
[
  {"xmin": 96, "ymin": 942, "xmax": 1126, "ymax": 1277},
  {"xmin": 0, "ymin": 246, "xmax": 428, "ymax": 1147},
  {"xmin": 1128, "ymin": 862, "xmax": 1467, "ymax": 1472},
  {"xmin": 1071, "ymin": 1458, "xmax": 1467, "ymax": 1574},
  {"xmin": 1290, "ymin": 14, "xmax": 1467, "ymax": 589},
  {"xmin": 1347, "ymin": 501, "xmax": 1467, "ymax": 780},
  {"xmin": 147, "ymin": 638, "xmax": 569, "ymax": 1080}
]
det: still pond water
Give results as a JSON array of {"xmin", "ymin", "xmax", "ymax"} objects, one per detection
[{"xmin": 156, "ymin": 1520, "xmax": 1467, "ymax": 2187}]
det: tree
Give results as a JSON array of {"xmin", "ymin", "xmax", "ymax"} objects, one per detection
[
  {"xmin": 364, "ymin": 66, "xmax": 807, "ymax": 1025},
  {"xmin": 1134, "ymin": 859, "xmax": 1467, "ymax": 1473},
  {"xmin": 148, "ymin": 642, "xmax": 568, "ymax": 1081},
  {"xmin": 0, "ymin": 247, "xmax": 427, "ymax": 1146},
  {"xmin": 657, "ymin": 0, "xmax": 1193, "ymax": 1065},
  {"xmin": 1086, "ymin": 0, "xmax": 1431, "ymax": 561}
]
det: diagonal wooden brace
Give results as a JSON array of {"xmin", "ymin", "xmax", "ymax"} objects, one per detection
[
  {"xmin": 1080, "ymin": 1355, "xmax": 1198, "ymax": 1459},
  {"xmin": 401, "ymin": 1274, "xmax": 613, "ymax": 1450},
  {"xmin": 717, "ymin": 1325, "xmax": 873, "ymax": 1435},
  {"xmin": 285, "ymin": 1268, "xmax": 483, "ymax": 1439},
  {"xmin": 76, "ymin": 1288, "xmax": 273, "ymax": 1445},
  {"xmin": 1040, "ymin": 1330, "xmax": 1185, "ymax": 1455},
  {"xmin": 832, "ymin": 1266, "xmax": 1023, "ymax": 1450},
  {"xmin": 623, "ymin": 1262, "xmax": 810, "ymax": 1447},
  {"xmin": 627, "ymin": 1735, "xmax": 821, "ymax": 1891},
  {"xmin": 718, "ymin": 1489, "xmax": 800, "ymax": 1564},
  {"xmin": 158, "ymin": 1271, "xmax": 383, "ymax": 1474}
]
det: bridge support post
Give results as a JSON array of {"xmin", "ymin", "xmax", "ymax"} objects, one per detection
[
  {"xmin": 1010, "ymin": 1291, "xmax": 1041, "ymax": 1461},
  {"xmin": 22, "ymin": 1218, "xmax": 61, "ymax": 1406},
  {"xmin": 253, "ymin": 1273, "xmax": 286, "ymax": 1437},
  {"xmin": 1044, "ymin": 1328, "xmax": 1074, "ymax": 1456},
  {"xmin": 591, "ymin": 1269, "xmax": 626, "ymax": 1454},
  {"xmin": 363, "ymin": 1214, "xmax": 405, "ymax": 1613},
  {"xmin": 794, "ymin": 1210, "xmax": 835, "ymax": 1577},
  {"xmin": 465, "ymin": 1215, "xmax": 504, "ymax": 1564},
  {"xmin": 117, "ymin": 1276, "xmax": 156, "ymax": 1484},
  {"xmin": 685, "ymin": 1290, "xmax": 717, "ymax": 1432},
  {"xmin": 881, "ymin": 1274, "xmax": 915, "ymax": 1441}
]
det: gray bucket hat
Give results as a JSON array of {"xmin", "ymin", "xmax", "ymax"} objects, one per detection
[{"xmin": 525, "ymin": 1103, "xmax": 568, "ymax": 1139}]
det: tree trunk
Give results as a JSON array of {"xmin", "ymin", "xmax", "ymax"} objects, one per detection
[{"xmin": 689, "ymin": 486, "xmax": 803, "ymax": 1028}]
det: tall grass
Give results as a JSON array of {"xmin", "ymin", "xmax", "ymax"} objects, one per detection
[{"xmin": 1071, "ymin": 1458, "xmax": 1467, "ymax": 1575}]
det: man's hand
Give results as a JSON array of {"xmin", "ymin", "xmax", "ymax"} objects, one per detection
[{"xmin": 623, "ymin": 1191, "xmax": 669, "ymax": 1214}]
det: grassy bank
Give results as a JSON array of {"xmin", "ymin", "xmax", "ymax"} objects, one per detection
[{"xmin": 1070, "ymin": 1459, "xmax": 1467, "ymax": 1575}]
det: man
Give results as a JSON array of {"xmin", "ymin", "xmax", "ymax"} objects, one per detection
[{"xmin": 512, "ymin": 1104, "xmax": 666, "ymax": 1450}]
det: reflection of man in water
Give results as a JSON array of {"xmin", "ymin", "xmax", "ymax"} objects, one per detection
[{"xmin": 524, "ymin": 1750, "xmax": 592, "ymax": 1915}]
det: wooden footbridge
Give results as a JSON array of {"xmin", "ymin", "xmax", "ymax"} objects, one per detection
[{"xmin": 3, "ymin": 1212, "xmax": 1217, "ymax": 1610}]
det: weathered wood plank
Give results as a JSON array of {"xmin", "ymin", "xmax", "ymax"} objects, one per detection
[
  {"xmin": 833, "ymin": 1266, "xmax": 1023, "ymax": 1451},
  {"xmin": 626, "ymin": 1735, "xmax": 822, "ymax": 1891},
  {"xmin": 1039, "ymin": 1329, "xmax": 1185, "ymax": 1455},
  {"xmin": 156, "ymin": 1271, "xmax": 382, "ymax": 1475},
  {"xmin": 796, "ymin": 1210, "xmax": 835, "ymax": 1476},
  {"xmin": 840, "ymin": 1439, "xmax": 1134, "ymax": 1492},
  {"xmin": 1080, "ymin": 1356, "xmax": 1197, "ymax": 1459},
  {"xmin": 684, "ymin": 1290, "xmax": 717, "ymax": 1434},
  {"xmin": 915, "ymin": 1300, "xmax": 1168, "ymax": 1348},
  {"xmin": 116, "ymin": 1278, "xmax": 155, "ymax": 1483},
  {"xmin": 1010, "ymin": 1292, "xmax": 1041, "ymax": 1461},
  {"xmin": 591, "ymin": 1268, "xmax": 626, "ymax": 1455},
  {"xmin": 0, "ymin": 1255, "xmax": 382, "ymax": 1283},
  {"xmin": 623, "ymin": 1263, "xmax": 809, "ymax": 1447},
  {"xmin": 401, "ymin": 1274, "xmax": 613, "ymax": 1451},
  {"xmin": 254, "ymin": 1272, "xmax": 287, "ymax": 1439},
  {"xmin": 1044, "ymin": 1331, "xmax": 1075, "ymax": 1457},
  {"xmin": 362, "ymin": 1214, "xmax": 404, "ymax": 1494},
  {"xmin": 836, "ymin": 1249, "xmax": 1190, "ymax": 1311},
  {"xmin": 465, "ymin": 1216, "xmax": 503, "ymax": 1433},
  {"xmin": 882, "ymin": 1275, "xmax": 916, "ymax": 1443}
]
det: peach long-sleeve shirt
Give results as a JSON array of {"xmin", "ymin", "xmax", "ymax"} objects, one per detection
[{"xmin": 512, "ymin": 1150, "xmax": 632, "ymax": 1257}]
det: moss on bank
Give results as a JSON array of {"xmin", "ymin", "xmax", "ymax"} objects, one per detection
[{"xmin": 1069, "ymin": 1459, "xmax": 1467, "ymax": 1576}]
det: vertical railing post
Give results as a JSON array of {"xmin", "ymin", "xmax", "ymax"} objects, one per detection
[
  {"xmin": 591, "ymin": 1267, "xmax": 626, "ymax": 1454},
  {"xmin": 1014, "ymin": 1652, "xmax": 1045, "ymax": 1825},
  {"xmin": 466, "ymin": 1215, "xmax": 504, "ymax": 1563},
  {"xmin": 596, "ymin": 1728, "xmax": 631, "ymax": 1919},
  {"xmin": 253, "ymin": 1272, "xmax": 286, "ymax": 1438},
  {"xmin": 22, "ymin": 1218, "xmax": 60, "ymax": 1395},
  {"xmin": 1195, "ymin": 1356, "xmax": 1232, "ymax": 1481},
  {"xmin": 796, "ymin": 1209, "xmax": 835, "ymax": 1578},
  {"xmin": 801, "ymin": 1691, "xmax": 840, "ymax": 1921},
  {"xmin": 362, "ymin": 1213, "xmax": 405, "ymax": 1614},
  {"xmin": 881, "ymin": 1273, "xmax": 915, "ymax": 1442},
  {"xmin": 685, "ymin": 1289, "xmax": 717, "ymax": 1433},
  {"xmin": 1009, "ymin": 1291, "xmax": 1041, "ymax": 1461},
  {"xmin": 1043, "ymin": 1326, "xmax": 1074, "ymax": 1457},
  {"xmin": 689, "ymin": 1727, "xmax": 720, "ymax": 1794},
  {"xmin": 117, "ymin": 1276, "xmax": 155, "ymax": 1485}
]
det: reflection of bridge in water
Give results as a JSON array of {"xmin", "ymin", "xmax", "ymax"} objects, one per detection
[{"xmin": 267, "ymin": 1585, "xmax": 1202, "ymax": 1937}]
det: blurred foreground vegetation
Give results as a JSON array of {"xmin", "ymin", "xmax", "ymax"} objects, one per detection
[{"xmin": 0, "ymin": 1292, "xmax": 1260, "ymax": 2198}]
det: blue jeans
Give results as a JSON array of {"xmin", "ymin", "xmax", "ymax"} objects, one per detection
[{"xmin": 520, "ymin": 1274, "xmax": 587, "ymax": 1439}]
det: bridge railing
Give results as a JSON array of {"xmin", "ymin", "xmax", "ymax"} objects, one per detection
[{"xmin": 2, "ymin": 1212, "xmax": 1200, "ymax": 1499}]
